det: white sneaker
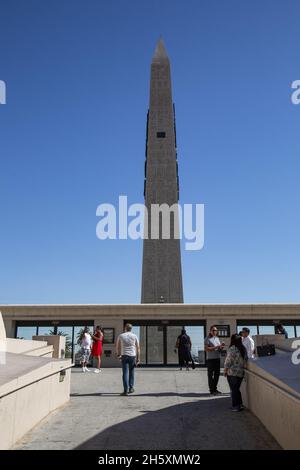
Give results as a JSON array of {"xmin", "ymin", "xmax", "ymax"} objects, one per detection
[
  {"xmin": 85, "ymin": 367, "xmax": 90, "ymax": 372},
  {"xmin": 94, "ymin": 369, "xmax": 100, "ymax": 373},
  {"xmin": 82, "ymin": 367, "xmax": 85, "ymax": 373}
]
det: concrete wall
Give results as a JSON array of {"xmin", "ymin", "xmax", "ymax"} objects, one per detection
[
  {"xmin": 0, "ymin": 312, "xmax": 71, "ymax": 449},
  {"xmin": 33, "ymin": 335, "xmax": 66, "ymax": 359},
  {"xmin": 4, "ymin": 338, "xmax": 52, "ymax": 356},
  {"xmin": 0, "ymin": 311, "xmax": 6, "ymax": 340},
  {"xmin": 0, "ymin": 363, "xmax": 71, "ymax": 449},
  {"xmin": 3, "ymin": 317, "xmax": 14, "ymax": 338},
  {"xmin": 94, "ymin": 317, "xmax": 123, "ymax": 367},
  {"xmin": 241, "ymin": 351, "xmax": 300, "ymax": 450}
]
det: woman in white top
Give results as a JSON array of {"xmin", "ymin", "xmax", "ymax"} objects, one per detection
[{"xmin": 79, "ymin": 326, "xmax": 92, "ymax": 372}]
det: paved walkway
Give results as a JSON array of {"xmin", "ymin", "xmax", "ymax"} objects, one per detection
[{"xmin": 15, "ymin": 368, "xmax": 280, "ymax": 450}]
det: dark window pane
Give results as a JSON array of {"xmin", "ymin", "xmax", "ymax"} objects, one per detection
[{"xmin": 156, "ymin": 131, "xmax": 166, "ymax": 138}]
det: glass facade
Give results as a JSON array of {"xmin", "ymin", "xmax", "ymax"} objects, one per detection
[
  {"xmin": 237, "ymin": 321, "xmax": 300, "ymax": 339},
  {"xmin": 283, "ymin": 325, "xmax": 296, "ymax": 338},
  {"xmin": 126, "ymin": 321, "xmax": 206, "ymax": 366},
  {"xmin": 237, "ymin": 325, "xmax": 258, "ymax": 337},
  {"xmin": 166, "ymin": 326, "xmax": 182, "ymax": 364},
  {"xmin": 16, "ymin": 321, "xmax": 94, "ymax": 364},
  {"xmin": 185, "ymin": 326, "xmax": 205, "ymax": 365},
  {"xmin": 56, "ymin": 326, "xmax": 73, "ymax": 359},
  {"xmin": 37, "ymin": 326, "xmax": 53, "ymax": 336},
  {"xmin": 16, "ymin": 326, "xmax": 38, "ymax": 340},
  {"xmin": 258, "ymin": 325, "xmax": 275, "ymax": 335},
  {"xmin": 147, "ymin": 326, "xmax": 164, "ymax": 364}
]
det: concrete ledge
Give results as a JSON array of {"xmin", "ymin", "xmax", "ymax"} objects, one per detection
[
  {"xmin": 0, "ymin": 352, "xmax": 72, "ymax": 449},
  {"xmin": 241, "ymin": 351, "xmax": 300, "ymax": 449},
  {"xmin": 5, "ymin": 337, "xmax": 51, "ymax": 354}
]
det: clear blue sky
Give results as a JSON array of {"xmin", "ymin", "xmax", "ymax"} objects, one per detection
[{"xmin": 0, "ymin": 0, "xmax": 300, "ymax": 304}]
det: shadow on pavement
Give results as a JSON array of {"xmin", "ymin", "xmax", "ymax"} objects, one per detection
[
  {"xmin": 70, "ymin": 392, "xmax": 227, "ymax": 398},
  {"xmin": 74, "ymin": 397, "xmax": 280, "ymax": 450}
]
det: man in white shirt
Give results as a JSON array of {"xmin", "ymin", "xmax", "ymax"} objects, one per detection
[
  {"xmin": 116, "ymin": 323, "xmax": 140, "ymax": 396},
  {"xmin": 241, "ymin": 327, "xmax": 255, "ymax": 359}
]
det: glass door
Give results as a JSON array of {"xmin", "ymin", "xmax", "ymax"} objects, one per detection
[
  {"xmin": 166, "ymin": 326, "xmax": 182, "ymax": 364},
  {"xmin": 125, "ymin": 321, "xmax": 206, "ymax": 366},
  {"xmin": 185, "ymin": 326, "xmax": 205, "ymax": 365},
  {"xmin": 147, "ymin": 326, "xmax": 164, "ymax": 364}
]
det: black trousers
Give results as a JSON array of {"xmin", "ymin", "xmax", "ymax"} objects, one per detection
[
  {"xmin": 178, "ymin": 348, "xmax": 195, "ymax": 368},
  {"xmin": 207, "ymin": 358, "xmax": 220, "ymax": 393},
  {"xmin": 227, "ymin": 376, "xmax": 243, "ymax": 408}
]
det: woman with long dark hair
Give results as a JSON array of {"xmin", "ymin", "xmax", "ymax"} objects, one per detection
[
  {"xmin": 91, "ymin": 325, "xmax": 104, "ymax": 373},
  {"xmin": 224, "ymin": 334, "xmax": 247, "ymax": 411}
]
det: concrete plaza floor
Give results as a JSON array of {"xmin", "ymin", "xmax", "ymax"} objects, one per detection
[{"xmin": 15, "ymin": 368, "xmax": 280, "ymax": 450}]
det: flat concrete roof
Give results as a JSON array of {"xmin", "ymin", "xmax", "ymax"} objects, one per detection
[
  {"xmin": 1, "ymin": 303, "xmax": 300, "ymax": 307},
  {"xmin": 2, "ymin": 303, "xmax": 300, "ymax": 321}
]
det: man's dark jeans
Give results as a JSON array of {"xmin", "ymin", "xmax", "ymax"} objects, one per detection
[
  {"xmin": 207, "ymin": 358, "xmax": 220, "ymax": 393},
  {"xmin": 121, "ymin": 355, "xmax": 136, "ymax": 392},
  {"xmin": 227, "ymin": 375, "xmax": 243, "ymax": 408}
]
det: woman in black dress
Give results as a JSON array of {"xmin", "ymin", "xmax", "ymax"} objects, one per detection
[{"xmin": 176, "ymin": 329, "xmax": 195, "ymax": 370}]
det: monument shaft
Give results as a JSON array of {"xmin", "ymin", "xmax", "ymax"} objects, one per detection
[{"xmin": 141, "ymin": 39, "xmax": 184, "ymax": 303}]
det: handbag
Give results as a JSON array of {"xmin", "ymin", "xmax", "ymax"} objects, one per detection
[{"xmin": 256, "ymin": 336, "xmax": 276, "ymax": 357}]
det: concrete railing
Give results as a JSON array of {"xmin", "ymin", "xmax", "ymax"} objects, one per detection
[
  {"xmin": 241, "ymin": 343, "xmax": 300, "ymax": 450},
  {"xmin": 33, "ymin": 335, "xmax": 66, "ymax": 359},
  {"xmin": 0, "ymin": 312, "xmax": 72, "ymax": 449},
  {"xmin": 0, "ymin": 354, "xmax": 72, "ymax": 449}
]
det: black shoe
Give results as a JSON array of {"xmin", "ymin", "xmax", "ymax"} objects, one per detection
[
  {"xmin": 120, "ymin": 391, "xmax": 128, "ymax": 396},
  {"xmin": 214, "ymin": 390, "xmax": 222, "ymax": 395},
  {"xmin": 129, "ymin": 387, "xmax": 135, "ymax": 393}
]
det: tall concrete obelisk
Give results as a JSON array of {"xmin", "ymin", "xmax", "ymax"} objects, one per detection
[{"xmin": 141, "ymin": 39, "xmax": 184, "ymax": 303}]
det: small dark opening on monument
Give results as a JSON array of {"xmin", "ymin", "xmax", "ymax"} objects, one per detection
[{"xmin": 157, "ymin": 131, "xmax": 166, "ymax": 138}]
